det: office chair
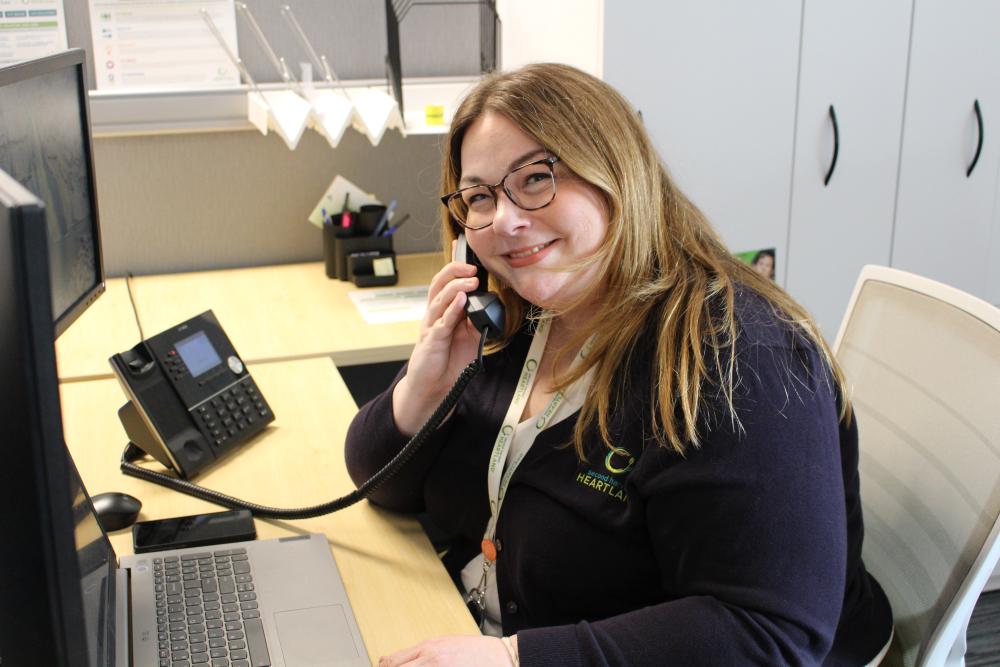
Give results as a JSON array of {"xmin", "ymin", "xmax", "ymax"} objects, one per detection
[{"xmin": 832, "ymin": 265, "xmax": 1000, "ymax": 667}]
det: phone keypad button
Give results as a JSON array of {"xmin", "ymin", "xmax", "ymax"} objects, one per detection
[{"xmin": 194, "ymin": 379, "xmax": 272, "ymax": 453}]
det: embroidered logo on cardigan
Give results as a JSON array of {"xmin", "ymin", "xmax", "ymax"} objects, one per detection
[
  {"xmin": 574, "ymin": 447, "xmax": 634, "ymax": 503},
  {"xmin": 604, "ymin": 446, "xmax": 635, "ymax": 474}
]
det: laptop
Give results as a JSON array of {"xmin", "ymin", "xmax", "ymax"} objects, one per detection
[{"xmin": 70, "ymin": 457, "xmax": 369, "ymax": 667}]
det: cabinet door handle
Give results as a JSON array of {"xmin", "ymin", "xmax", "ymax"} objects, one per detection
[
  {"xmin": 967, "ymin": 99, "xmax": 984, "ymax": 178},
  {"xmin": 824, "ymin": 104, "xmax": 839, "ymax": 186}
]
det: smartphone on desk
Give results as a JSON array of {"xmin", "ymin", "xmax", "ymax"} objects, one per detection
[
  {"xmin": 132, "ymin": 509, "xmax": 256, "ymax": 554},
  {"xmin": 455, "ymin": 233, "xmax": 505, "ymax": 339}
]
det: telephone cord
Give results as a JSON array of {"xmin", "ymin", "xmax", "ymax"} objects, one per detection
[{"xmin": 119, "ymin": 326, "xmax": 490, "ymax": 519}]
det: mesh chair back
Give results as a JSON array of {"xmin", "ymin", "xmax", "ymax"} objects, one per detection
[{"xmin": 833, "ymin": 265, "xmax": 1000, "ymax": 666}]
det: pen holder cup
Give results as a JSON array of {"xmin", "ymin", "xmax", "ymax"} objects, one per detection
[
  {"xmin": 322, "ymin": 220, "xmax": 342, "ymax": 279},
  {"xmin": 357, "ymin": 204, "xmax": 387, "ymax": 237}
]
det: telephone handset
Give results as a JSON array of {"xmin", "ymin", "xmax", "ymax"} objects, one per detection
[
  {"xmin": 455, "ymin": 233, "xmax": 505, "ymax": 340},
  {"xmin": 109, "ymin": 311, "xmax": 274, "ymax": 479}
]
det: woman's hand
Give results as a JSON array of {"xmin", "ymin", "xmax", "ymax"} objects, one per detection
[
  {"xmin": 392, "ymin": 256, "xmax": 484, "ymax": 436},
  {"xmin": 378, "ymin": 636, "xmax": 514, "ymax": 667}
]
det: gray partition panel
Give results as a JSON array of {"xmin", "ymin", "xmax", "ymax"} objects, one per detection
[{"xmin": 93, "ymin": 127, "xmax": 447, "ymax": 276}]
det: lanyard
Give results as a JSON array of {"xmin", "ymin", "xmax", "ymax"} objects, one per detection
[
  {"xmin": 485, "ymin": 318, "xmax": 592, "ymax": 555},
  {"xmin": 466, "ymin": 319, "xmax": 592, "ymax": 628}
]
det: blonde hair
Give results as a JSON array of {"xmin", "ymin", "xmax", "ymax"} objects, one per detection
[{"xmin": 440, "ymin": 63, "xmax": 850, "ymax": 457}]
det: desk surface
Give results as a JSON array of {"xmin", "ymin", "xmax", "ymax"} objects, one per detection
[
  {"xmin": 55, "ymin": 278, "xmax": 142, "ymax": 381},
  {"xmin": 56, "ymin": 252, "xmax": 444, "ymax": 381},
  {"xmin": 60, "ymin": 356, "xmax": 478, "ymax": 663}
]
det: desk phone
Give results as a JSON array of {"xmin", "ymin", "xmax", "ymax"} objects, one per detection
[{"xmin": 110, "ymin": 310, "xmax": 273, "ymax": 478}]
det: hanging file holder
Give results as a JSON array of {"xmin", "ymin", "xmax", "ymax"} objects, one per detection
[
  {"xmin": 280, "ymin": 5, "xmax": 355, "ymax": 148},
  {"xmin": 201, "ymin": 8, "xmax": 310, "ymax": 150},
  {"xmin": 280, "ymin": 4, "xmax": 403, "ymax": 147}
]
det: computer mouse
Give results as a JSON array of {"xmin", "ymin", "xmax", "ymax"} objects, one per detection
[{"xmin": 90, "ymin": 492, "xmax": 142, "ymax": 532}]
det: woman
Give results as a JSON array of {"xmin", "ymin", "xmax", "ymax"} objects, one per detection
[{"xmin": 345, "ymin": 63, "xmax": 893, "ymax": 666}]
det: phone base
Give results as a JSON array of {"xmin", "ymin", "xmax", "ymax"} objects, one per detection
[{"xmin": 118, "ymin": 401, "xmax": 178, "ymax": 472}]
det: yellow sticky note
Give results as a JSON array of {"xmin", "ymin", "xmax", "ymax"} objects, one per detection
[
  {"xmin": 373, "ymin": 257, "xmax": 396, "ymax": 277},
  {"xmin": 425, "ymin": 104, "xmax": 446, "ymax": 126}
]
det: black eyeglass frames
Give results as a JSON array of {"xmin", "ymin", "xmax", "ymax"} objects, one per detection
[{"xmin": 440, "ymin": 156, "xmax": 560, "ymax": 230}]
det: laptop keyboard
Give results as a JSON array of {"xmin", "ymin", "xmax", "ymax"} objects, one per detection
[{"xmin": 152, "ymin": 548, "xmax": 270, "ymax": 667}]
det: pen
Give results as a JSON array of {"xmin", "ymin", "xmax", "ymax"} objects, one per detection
[
  {"xmin": 381, "ymin": 213, "xmax": 410, "ymax": 237},
  {"xmin": 372, "ymin": 199, "xmax": 397, "ymax": 237}
]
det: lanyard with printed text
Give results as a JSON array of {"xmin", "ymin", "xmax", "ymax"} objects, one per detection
[
  {"xmin": 466, "ymin": 318, "xmax": 592, "ymax": 628},
  {"xmin": 484, "ymin": 318, "xmax": 593, "ymax": 556}
]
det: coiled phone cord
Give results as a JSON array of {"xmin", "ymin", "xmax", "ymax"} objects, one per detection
[{"xmin": 119, "ymin": 326, "xmax": 490, "ymax": 519}]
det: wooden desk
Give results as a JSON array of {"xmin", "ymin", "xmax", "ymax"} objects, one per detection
[
  {"xmin": 55, "ymin": 253, "xmax": 443, "ymax": 382},
  {"xmin": 55, "ymin": 278, "xmax": 142, "ymax": 381},
  {"xmin": 60, "ymin": 356, "xmax": 478, "ymax": 664},
  {"xmin": 128, "ymin": 253, "xmax": 442, "ymax": 368}
]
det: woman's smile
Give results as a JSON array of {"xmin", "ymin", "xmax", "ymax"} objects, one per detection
[{"xmin": 503, "ymin": 239, "xmax": 558, "ymax": 267}]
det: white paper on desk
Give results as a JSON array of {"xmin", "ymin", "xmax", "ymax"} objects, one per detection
[
  {"xmin": 348, "ymin": 286, "xmax": 428, "ymax": 325},
  {"xmin": 87, "ymin": 0, "xmax": 239, "ymax": 91},
  {"xmin": 0, "ymin": 0, "xmax": 68, "ymax": 67},
  {"xmin": 308, "ymin": 175, "xmax": 381, "ymax": 228}
]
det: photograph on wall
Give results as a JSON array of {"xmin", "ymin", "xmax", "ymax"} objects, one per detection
[{"xmin": 735, "ymin": 247, "xmax": 776, "ymax": 281}]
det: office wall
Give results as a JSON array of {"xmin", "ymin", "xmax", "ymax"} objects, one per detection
[{"xmin": 93, "ymin": 128, "xmax": 448, "ymax": 277}]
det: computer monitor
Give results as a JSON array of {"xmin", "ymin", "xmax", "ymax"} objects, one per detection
[
  {"xmin": 0, "ymin": 169, "xmax": 91, "ymax": 664},
  {"xmin": 0, "ymin": 49, "xmax": 105, "ymax": 338}
]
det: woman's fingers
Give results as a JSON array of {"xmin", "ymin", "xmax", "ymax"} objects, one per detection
[
  {"xmin": 427, "ymin": 261, "xmax": 477, "ymax": 302},
  {"xmin": 423, "ymin": 274, "xmax": 477, "ymax": 332},
  {"xmin": 434, "ymin": 290, "xmax": 469, "ymax": 337}
]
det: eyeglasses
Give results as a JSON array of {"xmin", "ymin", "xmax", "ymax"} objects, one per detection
[{"xmin": 441, "ymin": 156, "xmax": 560, "ymax": 230}]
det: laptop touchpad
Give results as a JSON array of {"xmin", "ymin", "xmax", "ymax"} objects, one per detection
[{"xmin": 275, "ymin": 605, "xmax": 360, "ymax": 665}]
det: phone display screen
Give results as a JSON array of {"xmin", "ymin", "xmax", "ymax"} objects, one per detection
[{"xmin": 175, "ymin": 330, "xmax": 222, "ymax": 377}]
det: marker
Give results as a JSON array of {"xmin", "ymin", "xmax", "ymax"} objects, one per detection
[
  {"xmin": 372, "ymin": 199, "xmax": 397, "ymax": 237},
  {"xmin": 381, "ymin": 213, "xmax": 410, "ymax": 237},
  {"xmin": 340, "ymin": 193, "xmax": 352, "ymax": 231}
]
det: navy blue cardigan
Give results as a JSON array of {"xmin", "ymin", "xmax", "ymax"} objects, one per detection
[{"xmin": 345, "ymin": 293, "xmax": 892, "ymax": 665}]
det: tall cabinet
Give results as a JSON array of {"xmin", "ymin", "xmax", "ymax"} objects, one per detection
[
  {"xmin": 603, "ymin": 2, "xmax": 802, "ymax": 282},
  {"xmin": 605, "ymin": 0, "xmax": 1000, "ymax": 341},
  {"xmin": 891, "ymin": 0, "xmax": 1000, "ymax": 300},
  {"xmin": 785, "ymin": 1, "xmax": 912, "ymax": 337}
]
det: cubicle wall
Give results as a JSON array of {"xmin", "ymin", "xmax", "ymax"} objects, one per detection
[{"xmin": 93, "ymin": 128, "xmax": 446, "ymax": 277}]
